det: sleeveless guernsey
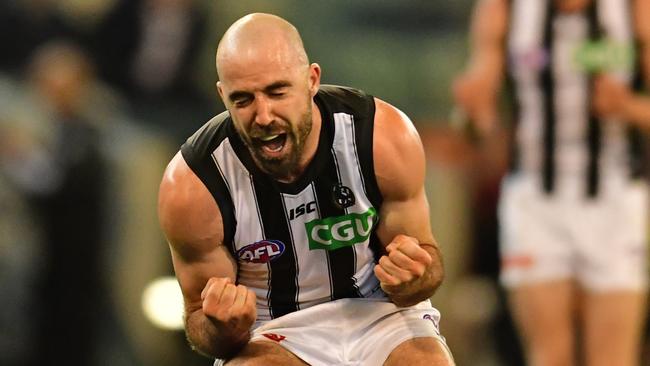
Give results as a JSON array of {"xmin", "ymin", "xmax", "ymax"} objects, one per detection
[
  {"xmin": 181, "ymin": 85, "xmax": 387, "ymax": 321},
  {"xmin": 507, "ymin": 0, "xmax": 646, "ymax": 196}
]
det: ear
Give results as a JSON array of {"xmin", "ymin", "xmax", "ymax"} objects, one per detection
[
  {"xmin": 216, "ymin": 81, "xmax": 225, "ymax": 103},
  {"xmin": 308, "ymin": 63, "xmax": 321, "ymax": 97}
]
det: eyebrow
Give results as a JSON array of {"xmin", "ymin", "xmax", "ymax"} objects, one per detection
[
  {"xmin": 227, "ymin": 81, "xmax": 293, "ymax": 103},
  {"xmin": 264, "ymin": 81, "xmax": 292, "ymax": 92}
]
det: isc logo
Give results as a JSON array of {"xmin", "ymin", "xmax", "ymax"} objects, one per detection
[
  {"xmin": 288, "ymin": 201, "xmax": 317, "ymax": 220},
  {"xmin": 237, "ymin": 240, "xmax": 285, "ymax": 263}
]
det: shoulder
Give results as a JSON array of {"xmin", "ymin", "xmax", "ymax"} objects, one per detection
[
  {"xmin": 158, "ymin": 151, "xmax": 224, "ymax": 258},
  {"xmin": 317, "ymin": 84, "xmax": 375, "ymax": 115},
  {"xmin": 182, "ymin": 111, "xmax": 232, "ymax": 164},
  {"xmin": 373, "ymin": 98, "xmax": 426, "ymax": 200}
]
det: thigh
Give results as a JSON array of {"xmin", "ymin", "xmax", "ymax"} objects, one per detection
[
  {"xmin": 350, "ymin": 300, "xmax": 451, "ymax": 365},
  {"xmin": 384, "ymin": 337, "xmax": 455, "ymax": 366},
  {"xmin": 576, "ymin": 184, "xmax": 648, "ymax": 291},
  {"xmin": 224, "ymin": 341, "xmax": 309, "ymax": 366},
  {"xmin": 498, "ymin": 177, "xmax": 573, "ymax": 288},
  {"xmin": 581, "ymin": 290, "xmax": 648, "ymax": 366},
  {"xmin": 507, "ymin": 280, "xmax": 576, "ymax": 365}
]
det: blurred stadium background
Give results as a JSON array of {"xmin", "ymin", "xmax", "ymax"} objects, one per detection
[{"xmin": 0, "ymin": 1, "xmax": 646, "ymax": 365}]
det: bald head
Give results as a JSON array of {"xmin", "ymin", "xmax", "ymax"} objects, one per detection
[{"xmin": 216, "ymin": 13, "xmax": 309, "ymax": 80}]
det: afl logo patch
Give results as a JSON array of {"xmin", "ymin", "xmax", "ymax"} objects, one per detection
[
  {"xmin": 237, "ymin": 240, "xmax": 285, "ymax": 263},
  {"xmin": 332, "ymin": 184, "xmax": 355, "ymax": 209}
]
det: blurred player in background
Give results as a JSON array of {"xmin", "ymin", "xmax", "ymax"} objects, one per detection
[{"xmin": 454, "ymin": 0, "xmax": 650, "ymax": 365}]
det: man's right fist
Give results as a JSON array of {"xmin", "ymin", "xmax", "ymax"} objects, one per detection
[
  {"xmin": 452, "ymin": 73, "xmax": 498, "ymax": 136},
  {"xmin": 201, "ymin": 277, "xmax": 257, "ymax": 338}
]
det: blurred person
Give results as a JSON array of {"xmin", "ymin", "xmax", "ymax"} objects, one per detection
[
  {"xmin": 0, "ymin": 0, "xmax": 66, "ymax": 72},
  {"xmin": 454, "ymin": 0, "xmax": 650, "ymax": 365},
  {"xmin": 93, "ymin": 0, "xmax": 208, "ymax": 99},
  {"xmin": 0, "ymin": 0, "xmax": 103, "ymax": 74},
  {"xmin": 24, "ymin": 40, "xmax": 109, "ymax": 365},
  {"xmin": 92, "ymin": 0, "xmax": 212, "ymax": 140},
  {"xmin": 0, "ymin": 176, "xmax": 40, "ymax": 366},
  {"xmin": 0, "ymin": 87, "xmax": 43, "ymax": 365},
  {"xmin": 158, "ymin": 13, "xmax": 455, "ymax": 366}
]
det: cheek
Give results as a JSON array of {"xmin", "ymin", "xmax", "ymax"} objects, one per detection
[
  {"xmin": 230, "ymin": 114, "xmax": 252, "ymax": 138},
  {"xmin": 230, "ymin": 108, "xmax": 253, "ymax": 126},
  {"xmin": 281, "ymin": 97, "xmax": 310, "ymax": 122}
]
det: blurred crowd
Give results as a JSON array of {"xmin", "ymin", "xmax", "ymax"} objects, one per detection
[{"xmin": 0, "ymin": 0, "xmax": 215, "ymax": 365}]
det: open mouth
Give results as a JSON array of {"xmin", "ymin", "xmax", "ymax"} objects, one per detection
[{"xmin": 257, "ymin": 133, "xmax": 288, "ymax": 154}]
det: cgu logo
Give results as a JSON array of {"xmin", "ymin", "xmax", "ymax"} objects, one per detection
[
  {"xmin": 237, "ymin": 240, "xmax": 285, "ymax": 263},
  {"xmin": 305, "ymin": 207, "xmax": 377, "ymax": 251}
]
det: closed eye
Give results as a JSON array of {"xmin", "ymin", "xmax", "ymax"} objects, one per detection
[
  {"xmin": 265, "ymin": 81, "xmax": 291, "ymax": 98},
  {"xmin": 233, "ymin": 97, "xmax": 252, "ymax": 108},
  {"xmin": 230, "ymin": 93, "xmax": 253, "ymax": 108}
]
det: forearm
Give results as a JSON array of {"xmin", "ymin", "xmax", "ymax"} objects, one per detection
[
  {"xmin": 185, "ymin": 310, "xmax": 250, "ymax": 359},
  {"xmin": 386, "ymin": 244, "xmax": 444, "ymax": 307}
]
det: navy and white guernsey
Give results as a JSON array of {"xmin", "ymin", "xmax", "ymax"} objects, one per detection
[
  {"xmin": 181, "ymin": 85, "xmax": 386, "ymax": 321},
  {"xmin": 507, "ymin": 0, "xmax": 646, "ymax": 196}
]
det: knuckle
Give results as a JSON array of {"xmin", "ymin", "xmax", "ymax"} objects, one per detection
[
  {"xmin": 203, "ymin": 288, "xmax": 219, "ymax": 301},
  {"xmin": 394, "ymin": 234, "xmax": 408, "ymax": 242},
  {"xmin": 379, "ymin": 256, "xmax": 391, "ymax": 266},
  {"xmin": 236, "ymin": 284, "xmax": 248, "ymax": 293},
  {"xmin": 413, "ymin": 265, "xmax": 425, "ymax": 277},
  {"xmin": 373, "ymin": 264, "xmax": 382, "ymax": 276},
  {"xmin": 214, "ymin": 277, "xmax": 228, "ymax": 285},
  {"xmin": 388, "ymin": 277, "xmax": 402, "ymax": 286}
]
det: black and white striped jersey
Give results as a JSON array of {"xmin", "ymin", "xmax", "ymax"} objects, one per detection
[
  {"xmin": 507, "ymin": 0, "xmax": 646, "ymax": 196},
  {"xmin": 180, "ymin": 85, "xmax": 386, "ymax": 321}
]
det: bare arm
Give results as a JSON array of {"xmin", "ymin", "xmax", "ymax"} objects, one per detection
[
  {"xmin": 452, "ymin": 0, "xmax": 508, "ymax": 135},
  {"xmin": 158, "ymin": 152, "xmax": 255, "ymax": 359},
  {"xmin": 372, "ymin": 98, "xmax": 443, "ymax": 307},
  {"xmin": 592, "ymin": 0, "xmax": 650, "ymax": 130},
  {"xmin": 639, "ymin": 0, "xmax": 650, "ymax": 92}
]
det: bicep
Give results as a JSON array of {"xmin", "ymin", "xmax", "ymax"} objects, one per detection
[
  {"xmin": 158, "ymin": 152, "xmax": 237, "ymax": 311},
  {"xmin": 373, "ymin": 99, "xmax": 435, "ymax": 247}
]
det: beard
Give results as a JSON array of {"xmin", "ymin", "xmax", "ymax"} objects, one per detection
[{"xmin": 242, "ymin": 107, "xmax": 313, "ymax": 181}]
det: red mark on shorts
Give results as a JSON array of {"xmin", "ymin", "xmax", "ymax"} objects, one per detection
[
  {"xmin": 262, "ymin": 333, "xmax": 286, "ymax": 342},
  {"xmin": 502, "ymin": 255, "xmax": 534, "ymax": 268}
]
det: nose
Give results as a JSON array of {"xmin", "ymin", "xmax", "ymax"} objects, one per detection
[{"xmin": 253, "ymin": 96, "xmax": 274, "ymax": 126}]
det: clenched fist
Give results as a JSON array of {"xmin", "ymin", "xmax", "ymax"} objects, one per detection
[
  {"xmin": 201, "ymin": 277, "xmax": 257, "ymax": 342},
  {"xmin": 452, "ymin": 72, "xmax": 499, "ymax": 136},
  {"xmin": 374, "ymin": 234, "xmax": 433, "ymax": 298},
  {"xmin": 592, "ymin": 74, "xmax": 632, "ymax": 120}
]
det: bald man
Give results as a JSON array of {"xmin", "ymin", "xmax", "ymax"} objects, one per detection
[{"xmin": 158, "ymin": 13, "xmax": 454, "ymax": 366}]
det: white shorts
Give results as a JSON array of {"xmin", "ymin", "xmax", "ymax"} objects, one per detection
[
  {"xmin": 498, "ymin": 174, "xmax": 648, "ymax": 292},
  {"xmin": 214, "ymin": 298, "xmax": 449, "ymax": 366}
]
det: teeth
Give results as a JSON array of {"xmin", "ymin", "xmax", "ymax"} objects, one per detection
[{"xmin": 260, "ymin": 134, "xmax": 279, "ymax": 142}]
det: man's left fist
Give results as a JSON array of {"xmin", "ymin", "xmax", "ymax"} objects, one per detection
[{"xmin": 374, "ymin": 234, "xmax": 433, "ymax": 294}]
